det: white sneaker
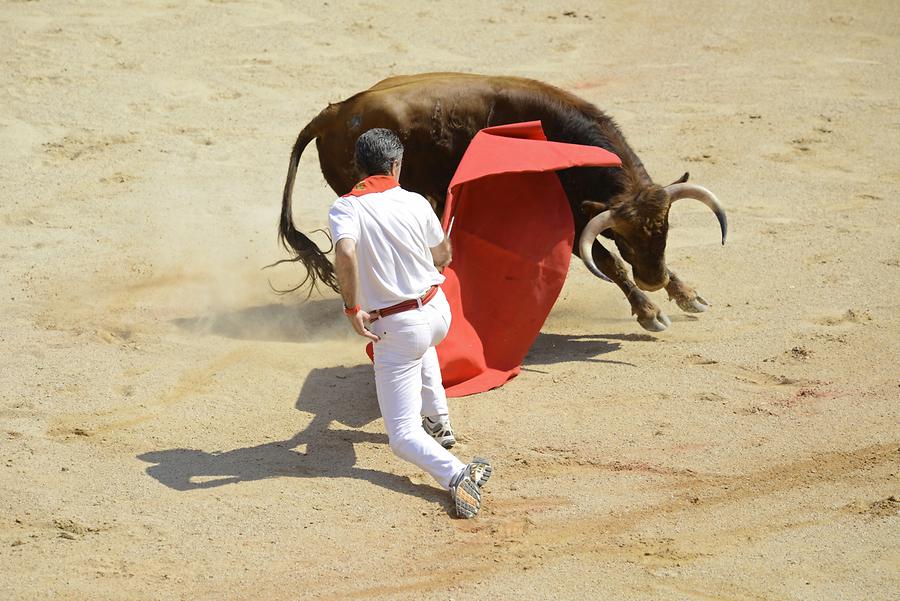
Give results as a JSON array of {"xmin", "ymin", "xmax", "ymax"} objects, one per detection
[{"xmin": 422, "ymin": 415, "xmax": 456, "ymax": 449}]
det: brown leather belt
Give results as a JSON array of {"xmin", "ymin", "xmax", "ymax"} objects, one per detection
[{"xmin": 370, "ymin": 285, "xmax": 439, "ymax": 320}]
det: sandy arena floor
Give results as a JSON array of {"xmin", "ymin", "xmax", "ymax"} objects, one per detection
[{"xmin": 1, "ymin": 1, "xmax": 898, "ymax": 599}]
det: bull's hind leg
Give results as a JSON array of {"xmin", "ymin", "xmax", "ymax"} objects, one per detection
[
  {"xmin": 665, "ymin": 269, "xmax": 710, "ymax": 313},
  {"xmin": 591, "ymin": 242, "xmax": 671, "ymax": 332}
]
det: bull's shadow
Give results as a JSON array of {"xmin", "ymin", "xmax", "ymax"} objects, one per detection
[
  {"xmin": 523, "ymin": 331, "xmax": 652, "ymax": 367},
  {"xmin": 170, "ymin": 297, "xmax": 650, "ymax": 367},
  {"xmin": 137, "ymin": 364, "xmax": 446, "ymax": 506}
]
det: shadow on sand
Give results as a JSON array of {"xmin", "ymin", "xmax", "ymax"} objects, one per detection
[
  {"xmin": 152, "ymin": 297, "xmax": 642, "ymax": 506},
  {"xmin": 524, "ymin": 331, "xmax": 654, "ymax": 367},
  {"xmin": 137, "ymin": 364, "xmax": 448, "ymax": 508}
]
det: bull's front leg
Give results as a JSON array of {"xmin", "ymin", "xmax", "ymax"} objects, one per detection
[
  {"xmin": 665, "ymin": 268, "xmax": 710, "ymax": 313},
  {"xmin": 591, "ymin": 241, "xmax": 671, "ymax": 332}
]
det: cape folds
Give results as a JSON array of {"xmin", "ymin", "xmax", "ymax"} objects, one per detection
[{"xmin": 436, "ymin": 121, "xmax": 621, "ymax": 396}]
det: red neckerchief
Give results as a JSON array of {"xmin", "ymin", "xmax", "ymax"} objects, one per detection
[{"xmin": 342, "ymin": 175, "xmax": 399, "ymax": 198}]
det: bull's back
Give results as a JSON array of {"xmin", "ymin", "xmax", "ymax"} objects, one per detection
[{"xmin": 315, "ymin": 73, "xmax": 596, "ymax": 208}]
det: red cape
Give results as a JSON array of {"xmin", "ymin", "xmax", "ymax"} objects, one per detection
[{"xmin": 435, "ymin": 121, "xmax": 621, "ymax": 396}]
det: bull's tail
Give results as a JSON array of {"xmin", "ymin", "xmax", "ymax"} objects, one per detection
[{"xmin": 272, "ymin": 106, "xmax": 340, "ymax": 295}]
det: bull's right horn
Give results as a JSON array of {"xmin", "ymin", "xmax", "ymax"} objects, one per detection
[
  {"xmin": 665, "ymin": 183, "xmax": 728, "ymax": 245},
  {"xmin": 578, "ymin": 210, "xmax": 616, "ymax": 283}
]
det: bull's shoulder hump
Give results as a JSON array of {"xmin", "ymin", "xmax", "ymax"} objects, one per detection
[
  {"xmin": 360, "ymin": 73, "xmax": 543, "ymax": 100},
  {"xmin": 339, "ymin": 73, "xmax": 571, "ymax": 114},
  {"xmin": 368, "ymin": 72, "xmax": 492, "ymax": 91}
]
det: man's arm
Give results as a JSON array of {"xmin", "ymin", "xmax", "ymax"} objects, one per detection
[
  {"xmin": 334, "ymin": 238, "xmax": 379, "ymax": 342},
  {"xmin": 430, "ymin": 236, "xmax": 452, "ymax": 271}
]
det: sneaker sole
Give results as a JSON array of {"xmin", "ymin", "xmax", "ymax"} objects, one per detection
[
  {"xmin": 453, "ymin": 477, "xmax": 481, "ymax": 519},
  {"xmin": 470, "ymin": 457, "xmax": 492, "ymax": 488}
]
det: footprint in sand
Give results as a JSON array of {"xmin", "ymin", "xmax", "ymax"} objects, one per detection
[
  {"xmin": 813, "ymin": 308, "xmax": 872, "ymax": 326},
  {"xmin": 42, "ymin": 129, "xmax": 137, "ymax": 162}
]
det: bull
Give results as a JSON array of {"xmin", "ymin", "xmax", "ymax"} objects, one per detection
[{"xmin": 277, "ymin": 73, "xmax": 727, "ymax": 332}]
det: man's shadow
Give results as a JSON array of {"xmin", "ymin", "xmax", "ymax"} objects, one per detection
[
  {"xmin": 137, "ymin": 364, "xmax": 448, "ymax": 506},
  {"xmin": 147, "ymin": 295, "xmax": 640, "ymax": 505}
]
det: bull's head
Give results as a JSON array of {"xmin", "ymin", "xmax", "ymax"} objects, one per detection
[{"xmin": 578, "ymin": 177, "xmax": 727, "ymax": 291}]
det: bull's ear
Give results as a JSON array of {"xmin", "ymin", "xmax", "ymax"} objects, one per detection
[
  {"xmin": 581, "ymin": 200, "xmax": 605, "ymax": 215},
  {"xmin": 667, "ymin": 172, "xmax": 690, "ymax": 186}
]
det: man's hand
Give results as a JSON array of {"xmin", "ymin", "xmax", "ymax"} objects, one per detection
[
  {"xmin": 430, "ymin": 236, "xmax": 452, "ymax": 271},
  {"xmin": 346, "ymin": 309, "xmax": 380, "ymax": 342}
]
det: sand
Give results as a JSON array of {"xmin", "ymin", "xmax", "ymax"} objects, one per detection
[{"xmin": 1, "ymin": 1, "xmax": 898, "ymax": 599}]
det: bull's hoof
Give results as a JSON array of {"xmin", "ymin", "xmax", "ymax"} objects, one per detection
[
  {"xmin": 675, "ymin": 294, "xmax": 709, "ymax": 313},
  {"xmin": 638, "ymin": 311, "xmax": 671, "ymax": 332}
]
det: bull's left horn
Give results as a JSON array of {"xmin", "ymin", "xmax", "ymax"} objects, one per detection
[
  {"xmin": 578, "ymin": 210, "xmax": 616, "ymax": 283},
  {"xmin": 665, "ymin": 183, "xmax": 728, "ymax": 245}
]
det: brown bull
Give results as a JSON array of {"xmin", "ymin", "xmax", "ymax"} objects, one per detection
[{"xmin": 277, "ymin": 73, "xmax": 727, "ymax": 332}]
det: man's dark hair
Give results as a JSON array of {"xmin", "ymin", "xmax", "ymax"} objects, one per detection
[{"xmin": 355, "ymin": 128, "xmax": 404, "ymax": 176}]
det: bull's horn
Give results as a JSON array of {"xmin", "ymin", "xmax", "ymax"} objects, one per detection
[
  {"xmin": 578, "ymin": 210, "xmax": 616, "ymax": 283},
  {"xmin": 665, "ymin": 183, "xmax": 728, "ymax": 245}
]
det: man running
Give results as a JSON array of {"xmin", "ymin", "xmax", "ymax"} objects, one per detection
[{"xmin": 328, "ymin": 128, "xmax": 492, "ymax": 518}]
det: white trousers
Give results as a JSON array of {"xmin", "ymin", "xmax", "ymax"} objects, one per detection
[{"xmin": 371, "ymin": 288, "xmax": 465, "ymax": 490}]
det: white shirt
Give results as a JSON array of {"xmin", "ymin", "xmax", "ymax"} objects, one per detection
[{"xmin": 328, "ymin": 182, "xmax": 446, "ymax": 310}]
